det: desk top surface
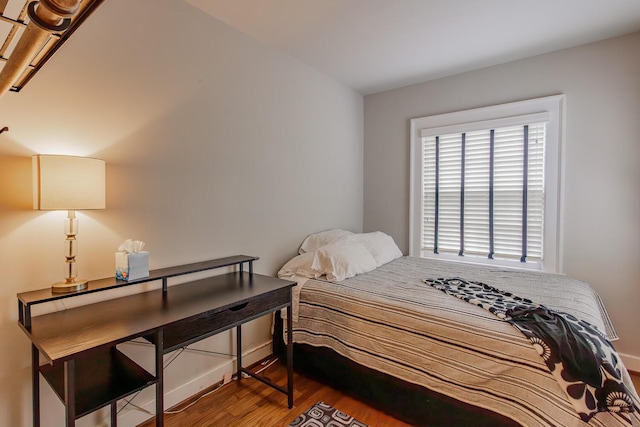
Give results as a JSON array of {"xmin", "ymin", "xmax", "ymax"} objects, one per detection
[{"xmin": 21, "ymin": 272, "xmax": 294, "ymax": 363}]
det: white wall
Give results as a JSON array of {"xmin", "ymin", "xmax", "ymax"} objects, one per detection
[
  {"xmin": 363, "ymin": 32, "xmax": 640, "ymax": 362},
  {"xmin": 0, "ymin": 0, "xmax": 363, "ymax": 425}
]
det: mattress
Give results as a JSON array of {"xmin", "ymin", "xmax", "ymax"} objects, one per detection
[{"xmin": 287, "ymin": 256, "xmax": 640, "ymax": 427}]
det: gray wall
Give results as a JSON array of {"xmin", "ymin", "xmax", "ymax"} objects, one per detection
[
  {"xmin": 364, "ymin": 31, "xmax": 640, "ymax": 361},
  {"xmin": 0, "ymin": 1, "xmax": 363, "ymax": 425}
]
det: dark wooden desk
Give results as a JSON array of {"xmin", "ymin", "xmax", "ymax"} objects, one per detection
[{"xmin": 17, "ymin": 256, "xmax": 295, "ymax": 427}]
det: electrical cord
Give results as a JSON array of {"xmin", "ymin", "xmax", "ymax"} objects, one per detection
[
  {"xmin": 163, "ymin": 356, "xmax": 279, "ymax": 415},
  {"xmin": 163, "ymin": 378, "xmax": 232, "ymax": 414},
  {"xmin": 117, "ymin": 347, "xmax": 187, "ymax": 415},
  {"xmin": 116, "ymin": 346, "xmax": 279, "ymax": 417},
  {"xmin": 253, "ymin": 357, "xmax": 278, "ymax": 375}
]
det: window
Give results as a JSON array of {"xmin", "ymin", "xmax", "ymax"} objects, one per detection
[{"xmin": 410, "ymin": 95, "xmax": 565, "ymax": 273}]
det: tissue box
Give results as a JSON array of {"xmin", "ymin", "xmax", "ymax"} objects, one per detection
[{"xmin": 116, "ymin": 251, "xmax": 149, "ymax": 281}]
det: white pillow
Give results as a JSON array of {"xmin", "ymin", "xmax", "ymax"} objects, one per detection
[
  {"xmin": 311, "ymin": 241, "xmax": 378, "ymax": 281},
  {"xmin": 277, "ymin": 252, "xmax": 320, "ymax": 279},
  {"xmin": 298, "ymin": 229, "xmax": 353, "ymax": 254},
  {"xmin": 351, "ymin": 231, "xmax": 403, "ymax": 266}
]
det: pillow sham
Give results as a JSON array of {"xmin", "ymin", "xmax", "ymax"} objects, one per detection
[
  {"xmin": 351, "ymin": 231, "xmax": 403, "ymax": 266},
  {"xmin": 311, "ymin": 240, "xmax": 378, "ymax": 282},
  {"xmin": 298, "ymin": 228, "xmax": 353, "ymax": 254},
  {"xmin": 277, "ymin": 252, "xmax": 320, "ymax": 279}
]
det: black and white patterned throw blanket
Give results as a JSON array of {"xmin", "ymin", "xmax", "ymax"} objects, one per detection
[{"xmin": 424, "ymin": 277, "xmax": 640, "ymax": 422}]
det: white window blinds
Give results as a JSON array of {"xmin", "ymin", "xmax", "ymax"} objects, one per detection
[{"xmin": 420, "ymin": 117, "xmax": 547, "ymax": 264}]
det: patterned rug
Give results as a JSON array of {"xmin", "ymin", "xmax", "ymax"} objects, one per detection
[{"xmin": 288, "ymin": 401, "xmax": 369, "ymax": 427}]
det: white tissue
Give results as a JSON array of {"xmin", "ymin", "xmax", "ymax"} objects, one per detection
[
  {"xmin": 116, "ymin": 239, "xmax": 149, "ymax": 281},
  {"xmin": 118, "ymin": 239, "xmax": 145, "ymax": 253}
]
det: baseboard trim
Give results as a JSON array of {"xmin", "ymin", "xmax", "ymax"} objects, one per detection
[
  {"xmin": 621, "ymin": 352, "xmax": 640, "ymax": 374},
  {"xmin": 108, "ymin": 341, "xmax": 273, "ymax": 427}
]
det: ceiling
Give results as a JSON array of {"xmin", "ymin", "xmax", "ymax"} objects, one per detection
[{"xmin": 185, "ymin": 0, "xmax": 640, "ymax": 95}]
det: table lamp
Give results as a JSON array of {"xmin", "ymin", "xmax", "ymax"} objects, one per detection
[{"xmin": 33, "ymin": 154, "xmax": 106, "ymax": 293}]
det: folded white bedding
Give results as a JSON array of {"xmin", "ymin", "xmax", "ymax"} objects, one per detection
[{"xmin": 278, "ymin": 230, "xmax": 403, "ymax": 319}]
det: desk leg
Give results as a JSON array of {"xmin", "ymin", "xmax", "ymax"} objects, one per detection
[
  {"xmin": 236, "ymin": 325, "xmax": 242, "ymax": 381},
  {"xmin": 32, "ymin": 345, "xmax": 40, "ymax": 427},
  {"xmin": 111, "ymin": 402, "xmax": 117, "ymax": 426},
  {"xmin": 156, "ymin": 329, "xmax": 164, "ymax": 427},
  {"xmin": 64, "ymin": 360, "xmax": 76, "ymax": 427},
  {"xmin": 286, "ymin": 304, "xmax": 294, "ymax": 408}
]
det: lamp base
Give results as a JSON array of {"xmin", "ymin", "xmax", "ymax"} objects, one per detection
[{"xmin": 51, "ymin": 278, "xmax": 88, "ymax": 293}]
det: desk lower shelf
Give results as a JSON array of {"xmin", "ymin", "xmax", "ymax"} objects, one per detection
[{"xmin": 40, "ymin": 348, "xmax": 156, "ymax": 419}]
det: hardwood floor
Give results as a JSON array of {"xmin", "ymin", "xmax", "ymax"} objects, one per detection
[
  {"xmin": 137, "ymin": 361, "xmax": 640, "ymax": 427},
  {"xmin": 137, "ymin": 357, "xmax": 412, "ymax": 427}
]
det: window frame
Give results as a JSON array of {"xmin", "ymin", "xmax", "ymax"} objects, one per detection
[{"xmin": 409, "ymin": 95, "xmax": 566, "ymax": 273}]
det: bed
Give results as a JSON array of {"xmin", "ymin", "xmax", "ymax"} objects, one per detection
[{"xmin": 273, "ymin": 230, "xmax": 640, "ymax": 427}]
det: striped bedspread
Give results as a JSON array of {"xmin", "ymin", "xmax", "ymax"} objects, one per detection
[{"xmin": 289, "ymin": 256, "xmax": 640, "ymax": 427}]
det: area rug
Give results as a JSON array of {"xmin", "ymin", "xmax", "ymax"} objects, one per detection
[{"xmin": 288, "ymin": 401, "xmax": 369, "ymax": 427}]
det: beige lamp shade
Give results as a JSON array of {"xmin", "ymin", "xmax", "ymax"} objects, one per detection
[{"xmin": 33, "ymin": 155, "xmax": 106, "ymax": 210}]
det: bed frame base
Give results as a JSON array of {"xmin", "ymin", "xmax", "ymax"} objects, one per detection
[{"xmin": 274, "ymin": 313, "xmax": 521, "ymax": 427}]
